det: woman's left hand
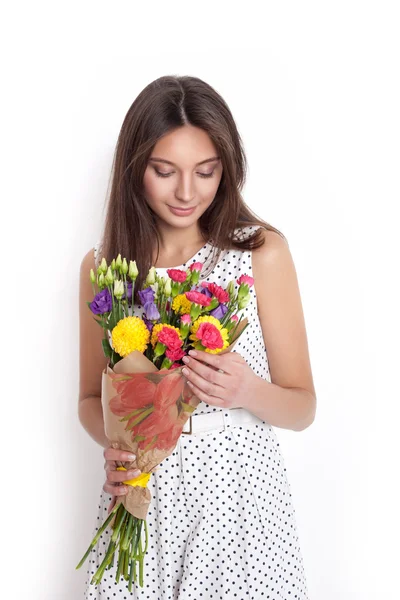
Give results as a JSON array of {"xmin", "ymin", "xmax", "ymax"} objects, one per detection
[{"xmin": 181, "ymin": 349, "xmax": 259, "ymax": 409}]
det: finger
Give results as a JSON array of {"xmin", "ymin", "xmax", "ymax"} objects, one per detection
[
  {"xmin": 103, "ymin": 447, "xmax": 136, "ymax": 462},
  {"xmin": 107, "ymin": 468, "xmax": 142, "ymax": 483},
  {"xmin": 103, "ymin": 481, "xmax": 129, "ymax": 496},
  {"xmin": 182, "ymin": 356, "xmax": 226, "ymax": 386},
  {"xmin": 105, "ymin": 459, "xmax": 137, "ymax": 473},
  {"xmin": 182, "ymin": 365, "xmax": 226, "ymax": 400},
  {"xmin": 188, "ymin": 349, "xmax": 234, "ymax": 374},
  {"xmin": 186, "ymin": 379, "xmax": 226, "ymax": 407}
]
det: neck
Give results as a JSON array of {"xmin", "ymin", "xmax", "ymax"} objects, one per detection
[
  {"xmin": 156, "ymin": 223, "xmax": 206, "ymax": 255},
  {"xmin": 152, "ymin": 223, "xmax": 208, "ymax": 267}
]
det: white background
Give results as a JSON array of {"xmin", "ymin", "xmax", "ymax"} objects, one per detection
[{"xmin": 2, "ymin": 1, "xmax": 399, "ymax": 598}]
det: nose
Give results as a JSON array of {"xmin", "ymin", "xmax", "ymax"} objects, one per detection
[{"xmin": 175, "ymin": 173, "xmax": 196, "ymax": 203}]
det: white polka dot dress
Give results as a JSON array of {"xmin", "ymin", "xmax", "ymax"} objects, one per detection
[{"xmin": 86, "ymin": 226, "xmax": 309, "ymax": 599}]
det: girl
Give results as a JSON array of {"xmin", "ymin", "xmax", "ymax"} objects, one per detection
[{"xmin": 79, "ymin": 75, "xmax": 316, "ymax": 599}]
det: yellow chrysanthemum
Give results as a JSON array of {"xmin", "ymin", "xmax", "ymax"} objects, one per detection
[
  {"xmin": 150, "ymin": 322, "xmax": 182, "ymax": 348},
  {"xmin": 171, "ymin": 293, "xmax": 192, "ymax": 314},
  {"xmin": 111, "ymin": 316, "xmax": 150, "ymax": 357},
  {"xmin": 189, "ymin": 315, "xmax": 229, "ymax": 354}
]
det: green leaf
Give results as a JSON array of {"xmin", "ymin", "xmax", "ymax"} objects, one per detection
[
  {"xmin": 92, "ymin": 317, "xmax": 104, "ymax": 326},
  {"xmin": 102, "ymin": 338, "xmax": 113, "ymax": 358},
  {"xmin": 111, "ymin": 349, "xmax": 122, "ymax": 365},
  {"xmin": 107, "ymin": 313, "xmax": 116, "ymax": 330}
]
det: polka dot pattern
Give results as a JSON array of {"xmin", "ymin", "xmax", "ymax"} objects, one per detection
[{"xmin": 87, "ymin": 226, "xmax": 309, "ymax": 598}]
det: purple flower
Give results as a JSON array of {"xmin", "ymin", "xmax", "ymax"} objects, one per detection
[
  {"xmin": 143, "ymin": 316, "xmax": 154, "ymax": 332},
  {"xmin": 144, "ymin": 301, "xmax": 160, "ymax": 321},
  {"xmin": 210, "ymin": 303, "xmax": 228, "ymax": 320},
  {"xmin": 139, "ymin": 287, "xmax": 155, "ymax": 306},
  {"xmin": 90, "ymin": 289, "xmax": 112, "ymax": 315},
  {"xmin": 190, "ymin": 284, "xmax": 212, "ymax": 297}
]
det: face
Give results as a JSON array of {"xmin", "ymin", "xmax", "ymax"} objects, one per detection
[{"xmin": 143, "ymin": 124, "xmax": 223, "ymax": 231}]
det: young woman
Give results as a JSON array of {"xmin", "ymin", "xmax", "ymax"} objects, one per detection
[{"xmin": 79, "ymin": 75, "xmax": 316, "ymax": 599}]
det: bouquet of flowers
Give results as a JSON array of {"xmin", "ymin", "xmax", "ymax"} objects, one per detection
[{"xmin": 76, "ymin": 252, "xmax": 253, "ymax": 591}]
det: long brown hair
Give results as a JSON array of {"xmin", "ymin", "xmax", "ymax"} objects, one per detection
[{"xmin": 96, "ymin": 75, "xmax": 285, "ymax": 303}]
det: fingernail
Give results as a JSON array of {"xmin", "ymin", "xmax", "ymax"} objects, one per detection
[
  {"xmin": 129, "ymin": 470, "xmax": 141, "ymax": 477},
  {"xmin": 127, "ymin": 454, "xmax": 136, "ymax": 460},
  {"xmin": 188, "ymin": 350, "xmax": 197, "ymax": 357}
]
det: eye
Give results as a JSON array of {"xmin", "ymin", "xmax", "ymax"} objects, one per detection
[
  {"xmin": 154, "ymin": 169, "xmax": 173, "ymax": 178},
  {"xmin": 153, "ymin": 168, "xmax": 215, "ymax": 179},
  {"xmin": 197, "ymin": 171, "xmax": 215, "ymax": 178}
]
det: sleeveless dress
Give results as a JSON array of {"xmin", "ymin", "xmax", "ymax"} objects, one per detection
[{"xmin": 84, "ymin": 225, "xmax": 309, "ymax": 599}]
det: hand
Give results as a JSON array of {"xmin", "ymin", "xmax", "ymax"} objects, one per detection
[
  {"xmin": 103, "ymin": 446, "xmax": 141, "ymax": 514},
  {"xmin": 181, "ymin": 349, "xmax": 258, "ymax": 410}
]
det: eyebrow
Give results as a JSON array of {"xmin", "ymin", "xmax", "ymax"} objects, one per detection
[{"xmin": 148, "ymin": 156, "xmax": 221, "ymax": 167}]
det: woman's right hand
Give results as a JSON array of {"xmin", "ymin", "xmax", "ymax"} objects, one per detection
[{"xmin": 103, "ymin": 447, "xmax": 141, "ymax": 514}]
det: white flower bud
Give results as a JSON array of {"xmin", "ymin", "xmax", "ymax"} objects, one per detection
[{"xmin": 113, "ymin": 279, "xmax": 125, "ymax": 299}]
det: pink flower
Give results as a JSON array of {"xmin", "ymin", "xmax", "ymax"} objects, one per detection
[
  {"xmin": 166, "ymin": 346, "xmax": 186, "ymax": 361},
  {"xmin": 185, "ymin": 291, "xmax": 212, "ymax": 307},
  {"xmin": 189, "ymin": 262, "xmax": 203, "ymax": 272},
  {"xmin": 237, "ymin": 274, "xmax": 254, "ymax": 287},
  {"xmin": 167, "ymin": 268, "xmax": 187, "ymax": 283},
  {"xmin": 230, "ymin": 314, "xmax": 239, "ymax": 322},
  {"xmin": 206, "ymin": 282, "xmax": 230, "ymax": 303},
  {"xmin": 180, "ymin": 313, "xmax": 191, "ymax": 324},
  {"xmin": 196, "ymin": 322, "xmax": 224, "ymax": 351},
  {"xmin": 158, "ymin": 326, "xmax": 183, "ymax": 350}
]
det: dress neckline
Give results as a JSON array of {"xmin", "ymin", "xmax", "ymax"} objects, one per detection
[{"xmin": 153, "ymin": 240, "xmax": 212, "ymax": 272}]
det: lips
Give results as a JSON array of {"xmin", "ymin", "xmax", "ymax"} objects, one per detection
[
  {"xmin": 167, "ymin": 205, "xmax": 197, "ymax": 216},
  {"xmin": 168, "ymin": 206, "xmax": 195, "ymax": 211}
]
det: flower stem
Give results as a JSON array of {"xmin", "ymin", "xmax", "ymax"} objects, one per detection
[
  {"xmin": 122, "ymin": 514, "xmax": 134, "ymax": 551},
  {"xmin": 91, "ymin": 540, "xmax": 116, "ymax": 584},
  {"xmin": 75, "ymin": 502, "xmax": 119, "ymax": 570},
  {"xmin": 115, "ymin": 547, "xmax": 124, "ymax": 584},
  {"xmin": 110, "ymin": 505, "xmax": 127, "ymax": 543}
]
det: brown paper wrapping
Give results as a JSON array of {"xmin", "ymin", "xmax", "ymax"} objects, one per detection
[{"xmin": 101, "ymin": 317, "xmax": 248, "ymax": 522}]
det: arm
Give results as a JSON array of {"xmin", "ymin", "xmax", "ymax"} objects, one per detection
[
  {"xmin": 78, "ymin": 395, "xmax": 110, "ymax": 448},
  {"xmin": 245, "ymin": 379, "xmax": 316, "ymax": 432},
  {"xmin": 78, "ymin": 248, "xmax": 110, "ymax": 448},
  {"xmin": 249, "ymin": 229, "xmax": 317, "ymax": 432}
]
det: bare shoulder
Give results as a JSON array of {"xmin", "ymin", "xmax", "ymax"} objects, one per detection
[
  {"xmin": 252, "ymin": 228, "xmax": 290, "ymax": 269},
  {"xmin": 251, "ymin": 228, "xmax": 316, "ymax": 401},
  {"xmin": 251, "ymin": 229, "xmax": 296, "ymax": 300}
]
